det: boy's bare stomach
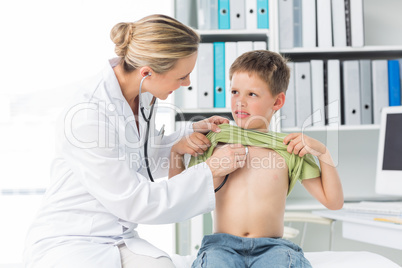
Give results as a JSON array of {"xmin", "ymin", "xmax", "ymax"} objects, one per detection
[{"xmin": 213, "ymin": 146, "xmax": 289, "ymax": 238}]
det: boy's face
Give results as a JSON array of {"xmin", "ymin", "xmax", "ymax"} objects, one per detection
[{"xmin": 230, "ymin": 71, "xmax": 284, "ymax": 131}]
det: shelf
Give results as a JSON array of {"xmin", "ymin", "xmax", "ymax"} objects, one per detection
[
  {"xmin": 177, "ymin": 108, "xmax": 231, "ymax": 114},
  {"xmin": 280, "ymin": 45, "xmax": 402, "ymax": 54},
  {"xmin": 197, "ymin": 29, "xmax": 270, "ymax": 36},
  {"xmin": 197, "ymin": 29, "xmax": 269, "ymax": 42},
  {"xmin": 175, "ymin": 108, "xmax": 233, "ymax": 122},
  {"xmin": 280, "ymin": 46, "xmax": 402, "ymax": 60},
  {"xmin": 282, "ymin": 124, "xmax": 380, "ymax": 132}
]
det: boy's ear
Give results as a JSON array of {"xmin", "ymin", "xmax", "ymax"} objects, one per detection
[{"xmin": 273, "ymin": 92, "xmax": 286, "ymax": 111}]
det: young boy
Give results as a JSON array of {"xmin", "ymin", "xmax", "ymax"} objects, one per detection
[{"xmin": 170, "ymin": 50, "xmax": 343, "ymax": 268}]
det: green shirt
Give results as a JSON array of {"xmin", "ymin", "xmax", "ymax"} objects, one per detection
[{"xmin": 188, "ymin": 124, "xmax": 321, "ymax": 195}]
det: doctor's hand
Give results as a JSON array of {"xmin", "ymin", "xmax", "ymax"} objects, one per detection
[
  {"xmin": 192, "ymin": 116, "xmax": 230, "ymax": 134},
  {"xmin": 206, "ymin": 144, "xmax": 247, "ymax": 179},
  {"xmin": 171, "ymin": 132, "xmax": 211, "ymax": 157}
]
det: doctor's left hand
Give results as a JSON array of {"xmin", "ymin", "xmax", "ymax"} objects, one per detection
[
  {"xmin": 172, "ymin": 132, "xmax": 211, "ymax": 157},
  {"xmin": 192, "ymin": 116, "xmax": 230, "ymax": 134}
]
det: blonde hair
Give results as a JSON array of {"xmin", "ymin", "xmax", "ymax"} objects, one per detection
[
  {"xmin": 229, "ymin": 50, "xmax": 290, "ymax": 96},
  {"xmin": 110, "ymin": 14, "xmax": 200, "ymax": 73}
]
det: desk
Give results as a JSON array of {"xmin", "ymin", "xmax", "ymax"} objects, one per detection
[{"xmin": 313, "ymin": 210, "xmax": 402, "ymax": 250}]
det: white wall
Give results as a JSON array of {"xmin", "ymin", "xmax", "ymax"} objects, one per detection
[{"xmin": 0, "ymin": 0, "xmax": 175, "ymax": 264}]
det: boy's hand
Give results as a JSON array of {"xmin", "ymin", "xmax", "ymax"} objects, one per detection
[
  {"xmin": 283, "ymin": 133, "xmax": 327, "ymax": 157},
  {"xmin": 192, "ymin": 116, "xmax": 230, "ymax": 134},
  {"xmin": 172, "ymin": 132, "xmax": 211, "ymax": 157}
]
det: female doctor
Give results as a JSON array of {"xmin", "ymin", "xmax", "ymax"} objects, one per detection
[{"xmin": 23, "ymin": 14, "xmax": 247, "ymax": 268}]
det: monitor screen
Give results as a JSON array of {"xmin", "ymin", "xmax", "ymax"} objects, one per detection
[
  {"xmin": 382, "ymin": 113, "xmax": 402, "ymax": 171},
  {"xmin": 376, "ymin": 106, "xmax": 402, "ymax": 196}
]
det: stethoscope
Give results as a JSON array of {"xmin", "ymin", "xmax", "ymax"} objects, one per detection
[
  {"xmin": 138, "ymin": 72, "xmax": 249, "ymax": 190},
  {"xmin": 139, "ymin": 72, "xmax": 156, "ymax": 182}
]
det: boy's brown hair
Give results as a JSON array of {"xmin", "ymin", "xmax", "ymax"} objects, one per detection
[{"xmin": 229, "ymin": 50, "xmax": 290, "ymax": 96}]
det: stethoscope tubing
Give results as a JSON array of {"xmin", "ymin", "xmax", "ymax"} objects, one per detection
[{"xmin": 139, "ymin": 73, "xmax": 156, "ymax": 182}]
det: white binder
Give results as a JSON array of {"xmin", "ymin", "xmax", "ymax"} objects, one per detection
[
  {"xmin": 295, "ymin": 62, "xmax": 313, "ymax": 128},
  {"xmin": 230, "ymin": 0, "xmax": 246, "ymax": 30},
  {"xmin": 190, "ymin": 214, "xmax": 204, "ymax": 256},
  {"xmin": 253, "ymin": 41, "xmax": 267, "ymax": 50},
  {"xmin": 302, "ymin": 0, "xmax": 316, "ymax": 48},
  {"xmin": 281, "ymin": 62, "xmax": 296, "ymax": 129},
  {"xmin": 225, "ymin": 42, "xmax": 237, "ymax": 109},
  {"xmin": 197, "ymin": 0, "xmax": 210, "ymax": 30},
  {"xmin": 372, "ymin": 60, "xmax": 389, "ymax": 124},
  {"xmin": 175, "ymin": 60, "xmax": 199, "ymax": 109},
  {"xmin": 197, "ymin": 43, "xmax": 214, "ymax": 108},
  {"xmin": 331, "ymin": 0, "xmax": 347, "ymax": 47},
  {"xmin": 293, "ymin": 0, "xmax": 302, "ymax": 48},
  {"xmin": 310, "ymin": 60, "xmax": 325, "ymax": 126},
  {"xmin": 245, "ymin": 0, "xmax": 257, "ymax": 29},
  {"xmin": 237, "ymin": 41, "xmax": 253, "ymax": 56},
  {"xmin": 317, "ymin": 0, "xmax": 333, "ymax": 48},
  {"xmin": 342, "ymin": 60, "xmax": 361, "ymax": 125},
  {"xmin": 278, "ymin": 0, "xmax": 294, "ymax": 49},
  {"xmin": 327, "ymin": 60, "xmax": 342, "ymax": 125},
  {"xmin": 350, "ymin": 0, "xmax": 364, "ymax": 47},
  {"xmin": 359, "ymin": 60, "xmax": 373, "ymax": 124}
]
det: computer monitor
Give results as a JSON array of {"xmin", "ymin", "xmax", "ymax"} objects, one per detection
[{"xmin": 376, "ymin": 106, "xmax": 402, "ymax": 196}]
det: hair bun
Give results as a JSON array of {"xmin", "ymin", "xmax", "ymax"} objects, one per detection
[{"xmin": 110, "ymin": 22, "xmax": 134, "ymax": 57}]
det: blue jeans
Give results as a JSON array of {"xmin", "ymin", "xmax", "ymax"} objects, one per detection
[{"xmin": 191, "ymin": 233, "xmax": 312, "ymax": 268}]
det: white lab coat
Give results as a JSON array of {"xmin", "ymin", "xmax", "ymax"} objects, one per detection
[{"xmin": 23, "ymin": 58, "xmax": 215, "ymax": 267}]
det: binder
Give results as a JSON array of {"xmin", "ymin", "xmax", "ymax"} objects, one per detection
[
  {"xmin": 281, "ymin": 62, "xmax": 296, "ymax": 128},
  {"xmin": 245, "ymin": 0, "xmax": 257, "ymax": 29},
  {"xmin": 359, "ymin": 60, "xmax": 373, "ymax": 124},
  {"xmin": 214, "ymin": 42, "xmax": 226, "ymax": 108},
  {"xmin": 224, "ymin": 42, "xmax": 237, "ymax": 109},
  {"xmin": 197, "ymin": 43, "xmax": 214, "ymax": 108},
  {"xmin": 293, "ymin": 0, "xmax": 302, "ymax": 48},
  {"xmin": 175, "ymin": 59, "xmax": 199, "ymax": 109},
  {"xmin": 257, "ymin": 0, "xmax": 269, "ymax": 29},
  {"xmin": 175, "ymin": 0, "xmax": 197, "ymax": 28},
  {"xmin": 317, "ymin": 0, "xmax": 333, "ymax": 48},
  {"xmin": 310, "ymin": 60, "xmax": 325, "ymax": 126},
  {"xmin": 252, "ymin": 41, "xmax": 267, "ymax": 50},
  {"xmin": 388, "ymin": 60, "xmax": 401, "ymax": 106},
  {"xmin": 350, "ymin": 0, "xmax": 364, "ymax": 47},
  {"xmin": 210, "ymin": 0, "xmax": 219, "ymax": 29},
  {"xmin": 327, "ymin": 60, "xmax": 342, "ymax": 125},
  {"xmin": 197, "ymin": 0, "xmax": 218, "ymax": 30},
  {"xmin": 302, "ymin": 0, "xmax": 316, "ymax": 48},
  {"xmin": 230, "ymin": 0, "xmax": 246, "ymax": 30},
  {"xmin": 236, "ymin": 41, "xmax": 253, "ymax": 56},
  {"xmin": 344, "ymin": 0, "xmax": 352, "ymax": 46},
  {"xmin": 190, "ymin": 215, "xmax": 204, "ymax": 256},
  {"xmin": 294, "ymin": 62, "xmax": 313, "ymax": 128},
  {"xmin": 372, "ymin": 60, "xmax": 389, "ymax": 124},
  {"xmin": 218, "ymin": 0, "xmax": 230, "ymax": 29},
  {"xmin": 331, "ymin": 0, "xmax": 347, "ymax": 47},
  {"xmin": 225, "ymin": 42, "xmax": 237, "ymax": 109},
  {"xmin": 342, "ymin": 60, "xmax": 361, "ymax": 125},
  {"xmin": 278, "ymin": 0, "xmax": 294, "ymax": 49}
]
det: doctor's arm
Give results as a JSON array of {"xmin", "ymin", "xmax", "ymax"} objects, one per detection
[
  {"xmin": 169, "ymin": 133, "xmax": 248, "ymax": 180},
  {"xmin": 155, "ymin": 116, "xmax": 230, "ymax": 179},
  {"xmin": 169, "ymin": 132, "xmax": 211, "ymax": 178},
  {"xmin": 284, "ymin": 133, "xmax": 344, "ymax": 210}
]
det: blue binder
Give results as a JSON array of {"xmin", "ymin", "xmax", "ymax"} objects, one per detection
[
  {"xmin": 257, "ymin": 0, "xmax": 269, "ymax": 29},
  {"xmin": 388, "ymin": 60, "xmax": 401, "ymax": 106},
  {"xmin": 218, "ymin": 0, "xmax": 230, "ymax": 29},
  {"xmin": 214, "ymin": 42, "xmax": 226, "ymax": 108}
]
